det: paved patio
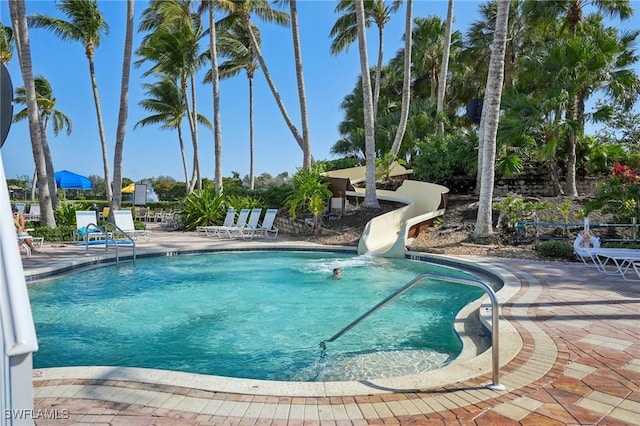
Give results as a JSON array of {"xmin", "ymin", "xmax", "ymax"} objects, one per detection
[{"xmin": 20, "ymin": 225, "xmax": 640, "ymax": 425}]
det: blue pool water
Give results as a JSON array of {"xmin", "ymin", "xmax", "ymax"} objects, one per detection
[{"xmin": 29, "ymin": 251, "xmax": 485, "ymax": 381}]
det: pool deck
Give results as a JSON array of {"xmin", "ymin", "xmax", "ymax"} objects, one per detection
[{"xmin": 20, "ymin": 224, "xmax": 640, "ymax": 425}]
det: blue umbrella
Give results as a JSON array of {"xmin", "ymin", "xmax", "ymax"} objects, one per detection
[{"xmin": 54, "ymin": 170, "xmax": 93, "ymax": 190}]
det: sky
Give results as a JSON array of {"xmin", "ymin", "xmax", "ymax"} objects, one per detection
[{"xmin": 0, "ymin": 1, "xmax": 638, "ymax": 185}]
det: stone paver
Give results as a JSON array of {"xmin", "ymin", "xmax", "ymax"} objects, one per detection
[{"xmin": 20, "ymin": 225, "xmax": 640, "ymax": 425}]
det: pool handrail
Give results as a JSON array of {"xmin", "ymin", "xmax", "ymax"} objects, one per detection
[
  {"xmin": 320, "ymin": 272, "xmax": 505, "ymax": 391},
  {"xmin": 82, "ymin": 222, "xmax": 136, "ymax": 266}
]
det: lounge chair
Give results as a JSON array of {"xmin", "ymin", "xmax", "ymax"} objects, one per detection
[
  {"xmin": 574, "ymin": 233, "xmax": 640, "ymax": 280},
  {"xmin": 239, "ymin": 208, "xmax": 263, "ymax": 239},
  {"xmin": 112, "ymin": 210, "xmax": 151, "ymax": 242},
  {"xmin": 255, "ymin": 208, "xmax": 279, "ymax": 239},
  {"xmin": 203, "ymin": 208, "xmax": 236, "ymax": 238},
  {"xmin": 24, "ymin": 204, "xmax": 40, "ymax": 221},
  {"xmin": 217, "ymin": 208, "xmax": 250, "ymax": 239},
  {"xmin": 75, "ymin": 211, "xmax": 105, "ymax": 242}
]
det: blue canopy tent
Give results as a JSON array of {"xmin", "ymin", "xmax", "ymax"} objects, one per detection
[{"xmin": 54, "ymin": 170, "xmax": 93, "ymax": 190}]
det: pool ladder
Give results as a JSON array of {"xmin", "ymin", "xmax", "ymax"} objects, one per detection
[
  {"xmin": 319, "ymin": 272, "xmax": 505, "ymax": 391},
  {"xmin": 81, "ymin": 222, "xmax": 136, "ymax": 266}
]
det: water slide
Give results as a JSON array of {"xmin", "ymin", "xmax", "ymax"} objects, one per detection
[{"xmin": 323, "ymin": 164, "xmax": 449, "ymax": 258}]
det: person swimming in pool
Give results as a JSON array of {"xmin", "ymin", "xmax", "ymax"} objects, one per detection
[{"xmin": 332, "ymin": 268, "xmax": 342, "ymax": 279}]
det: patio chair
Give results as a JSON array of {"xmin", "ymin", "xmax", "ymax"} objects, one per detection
[
  {"xmin": 239, "ymin": 208, "xmax": 263, "ymax": 239},
  {"xmin": 254, "ymin": 208, "xmax": 279, "ymax": 239},
  {"xmin": 202, "ymin": 208, "xmax": 236, "ymax": 238},
  {"xmin": 224, "ymin": 208, "xmax": 250, "ymax": 239},
  {"xmin": 24, "ymin": 204, "xmax": 40, "ymax": 221},
  {"xmin": 574, "ymin": 233, "xmax": 640, "ymax": 280},
  {"xmin": 75, "ymin": 211, "xmax": 106, "ymax": 242},
  {"xmin": 112, "ymin": 210, "xmax": 151, "ymax": 242}
]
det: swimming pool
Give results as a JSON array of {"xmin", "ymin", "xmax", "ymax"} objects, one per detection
[{"xmin": 29, "ymin": 251, "xmax": 486, "ymax": 382}]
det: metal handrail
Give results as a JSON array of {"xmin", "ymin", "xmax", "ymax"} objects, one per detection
[
  {"xmin": 82, "ymin": 222, "xmax": 136, "ymax": 266},
  {"xmin": 320, "ymin": 272, "xmax": 505, "ymax": 391}
]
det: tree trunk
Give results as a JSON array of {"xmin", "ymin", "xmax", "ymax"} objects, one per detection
[
  {"xmin": 372, "ymin": 25, "xmax": 384, "ymax": 121},
  {"xmin": 564, "ymin": 96, "xmax": 579, "ymax": 197},
  {"xmin": 9, "ymin": 0, "xmax": 55, "ymax": 227},
  {"xmin": 243, "ymin": 16, "xmax": 305, "ymax": 152},
  {"xmin": 474, "ymin": 110, "xmax": 485, "ymax": 196},
  {"xmin": 389, "ymin": 0, "xmax": 412, "ymax": 156},
  {"xmin": 436, "ymin": 0, "xmax": 454, "ymax": 136},
  {"xmin": 355, "ymin": 0, "xmax": 379, "ymax": 209},
  {"xmin": 190, "ymin": 74, "xmax": 201, "ymax": 191},
  {"xmin": 290, "ymin": 0, "xmax": 312, "ymax": 170},
  {"xmin": 209, "ymin": 2, "xmax": 223, "ymax": 193},
  {"xmin": 249, "ymin": 76, "xmax": 255, "ymax": 190},
  {"xmin": 472, "ymin": 0, "xmax": 510, "ymax": 238},
  {"xmin": 87, "ymin": 55, "xmax": 112, "ymax": 202},
  {"xmin": 40, "ymin": 115, "xmax": 58, "ymax": 208},
  {"xmin": 112, "ymin": 0, "xmax": 134, "ymax": 212},
  {"xmin": 177, "ymin": 124, "xmax": 189, "ymax": 190}
]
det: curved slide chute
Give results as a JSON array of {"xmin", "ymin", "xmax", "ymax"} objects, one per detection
[{"xmin": 323, "ymin": 164, "xmax": 449, "ymax": 258}]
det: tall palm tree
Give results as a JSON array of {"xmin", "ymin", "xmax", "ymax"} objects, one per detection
[
  {"xmin": 436, "ymin": 0, "xmax": 454, "ymax": 136},
  {"xmin": 473, "ymin": 0, "xmax": 510, "ymax": 238},
  {"xmin": 214, "ymin": 22, "xmax": 260, "ymax": 189},
  {"xmin": 288, "ymin": 0, "xmax": 312, "ymax": 170},
  {"xmin": 8, "ymin": 0, "xmax": 56, "ymax": 227},
  {"xmin": 355, "ymin": 0, "xmax": 379, "ymax": 209},
  {"xmin": 217, "ymin": 0, "xmax": 307, "ymax": 153},
  {"xmin": 135, "ymin": 77, "xmax": 212, "ymax": 190},
  {"xmin": 0, "ymin": 24, "xmax": 14, "ymax": 64},
  {"xmin": 111, "ymin": 0, "xmax": 134, "ymax": 212},
  {"xmin": 330, "ymin": 0, "xmax": 400, "ymax": 120},
  {"xmin": 389, "ymin": 0, "xmax": 412, "ymax": 156},
  {"xmin": 197, "ymin": 0, "xmax": 224, "ymax": 193},
  {"xmin": 29, "ymin": 0, "xmax": 112, "ymax": 201},
  {"xmin": 138, "ymin": 0, "xmax": 207, "ymax": 193},
  {"xmin": 13, "ymin": 76, "xmax": 70, "ymax": 206}
]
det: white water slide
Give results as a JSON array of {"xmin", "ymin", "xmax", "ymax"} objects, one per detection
[{"xmin": 323, "ymin": 164, "xmax": 449, "ymax": 258}]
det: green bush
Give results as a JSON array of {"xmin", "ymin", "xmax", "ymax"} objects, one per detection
[
  {"xmin": 536, "ymin": 241, "xmax": 574, "ymax": 260},
  {"xmin": 30, "ymin": 225, "xmax": 77, "ymax": 242},
  {"xmin": 493, "ymin": 195, "xmax": 550, "ymax": 230},
  {"xmin": 179, "ymin": 190, "xmax": 226, "ymax": 231}
]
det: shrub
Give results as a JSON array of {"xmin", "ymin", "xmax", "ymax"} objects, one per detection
[
  {"xmin": 30, "ymin": 225, "xmax": 76, "ymax": 242},
  {"xmin": 536, "ymin": 241, "xmax": 574, "ymax": 260},
  {"xmin": 493, "ymin": 195, "xmax": 550, "ymax": 230},
  {"xmin": 586, "ymin": 163, "xmax": 640, "ymax": 223},
  {"xmin": 284, "ymin": 165, "xmax": 332, "ymax": 232},
  {"xmin": 179, "ymin": 190, "xmax": 226, "ymax": 231}
]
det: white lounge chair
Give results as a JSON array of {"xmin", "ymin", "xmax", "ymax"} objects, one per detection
[
  {"xmin": 574, "ymin": 234, "xmax": 640, "ymax": 280},
  {"xmin": 112, "ymin": 210, "xmax": 151, "ymax": 242},
  {"xmin": 75, "ymin": 210, "xmax": 105, "ymax": 242},
  {"xmin": 24, "ymin": 204, "xmax": 40, "ymax": 221},
  {"xmin": 203, "ymin": 208, "xmax": 236, "ymax": 238},
  {"xmin": 223, "ymin": 208, "xmax": 250, "ymax": 239},
  {"xmin": 254, "ymin": 208, "xmax": 279, "ymax": 239},
  {"xmin": 239, "ymin": 208, "xmax": 263, "ymax": 239}
]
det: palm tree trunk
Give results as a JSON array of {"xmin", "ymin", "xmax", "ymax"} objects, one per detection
[
  {"xmin": 355, "ymin": 0, "xmax": 379, "ymax": 209},
  {"xmin": 564, "ymin": 96, "xmax": 579, "ymax": 197},
  {"xmin": 182, "ymin": 76, "xmax": 199, "ymax": 193},
  {"xmin": 9, "ymin": 0, "xmax": 55, "ymax": 227},
  {"xmin": 243, "ymin": 17, "xmax": 305, "ymax": 152},
  {"xmin": 190, "ymin": 74, "xmax": 201, "ymax": 191},
  {"xmin": 473, "ymin": 0, "xmax": 510, "ymax": 238},
  {"xmin": 177, "ymin": 124, "xmax": 189, "ymax": 189},
  {"xmin": 112, "ymin": 0, "xmax": 134, "ymax": 212},
  {"xmin": 475, "ymin": 107, "xmax": 485, "ymax": 196},
  {"xmin": 436, "ymin": 0, "xmax": 454, "ymax": 136},
  {"xmin": 40, "ymin": 114, "xmax": 58, "ymax": 208},
  {"xmin": 390, "ymin": 0, "xmax": 412, "ymax": 156},
  {"xmin": 249, "ymin": 76, "xmax": 255, "ymax": 190},
  {"xmin": 372, "ymin": 25, "xmax": 384, "ymax": 120},
  {"xmin": 87, "ymin": 55, "xmax": 112, "ymax": 202},
  {"xmin": 290, "ymin": 0, "xmax": 312, "ymax": 170},
  {"xmin": 209, "ymin": 2, "xmax": 223, "ymax": 193}
]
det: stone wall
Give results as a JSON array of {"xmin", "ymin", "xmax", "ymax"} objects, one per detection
[{"xmin": 442, "ymin": 176, "xmax": 602, "ymax": 197}]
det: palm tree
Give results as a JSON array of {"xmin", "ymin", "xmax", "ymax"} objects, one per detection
[
  {"xmin": 214, "ymin": 22, "xmax": 260, "ymax": 189},
  {"xmin": 8, "ymin": 0, "xmax": 56, "ymax": 227},
  {"xmin": 473, "ymin": 0, "xmax": 510, "ymax": 238},
  {"xmin": 135, "ymin": 77, "xmax": 212, "ymax": 190},
  {"xmin": 111, "ymin": 0, "xmax": 134, "ymax": 212},
  {"xmin": 197, "ymin": 0, "xmax": 224, "ymax": 193},
  {"xmin": 355, "ymin": 0, "xmax": 379, "ymax": 209},
  {"xmin": 0, "ymin": 24, "xmax": 14, "ymax": 64},
  {"xmin": 288, "ymin": 0, "xmax": 312, "ymax": 170},
  {"xmin": 389, "ymin": 0, "xmax": 412, "ymax": 156},
  {"xmin": 330, "ymin": 0, "xmax": 400, "ymax": 120},
  {"xmin": 523, "ymin": 0, "xmax": 634, "ymax": 196},
  {"xmin": 13, "ymin": 76, "xmax": 70, "ymax": 206},
  {"xmin": 436, "ymin": 0, "xmax": 454, "ymax": 136},
  {"xmin": 137, "ymin": 0, "xmax": 207, "ymax": 193},
  {"xmin": 29, "ymin": 0, "xmax": 112, "ymax": 201},
  {"xmin": 217, "ymin": 0, "xmax": 307, "ymax": 153}
]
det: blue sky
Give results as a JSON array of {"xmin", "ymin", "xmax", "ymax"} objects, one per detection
[{"xmin": 0, "ymin": 1, "xmax": 638, "ymax": 184}]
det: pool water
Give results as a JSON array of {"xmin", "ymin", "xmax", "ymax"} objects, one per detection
[{"xmin": 29, "ymin": 251, "xmax": 484, "ymax": 381}]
